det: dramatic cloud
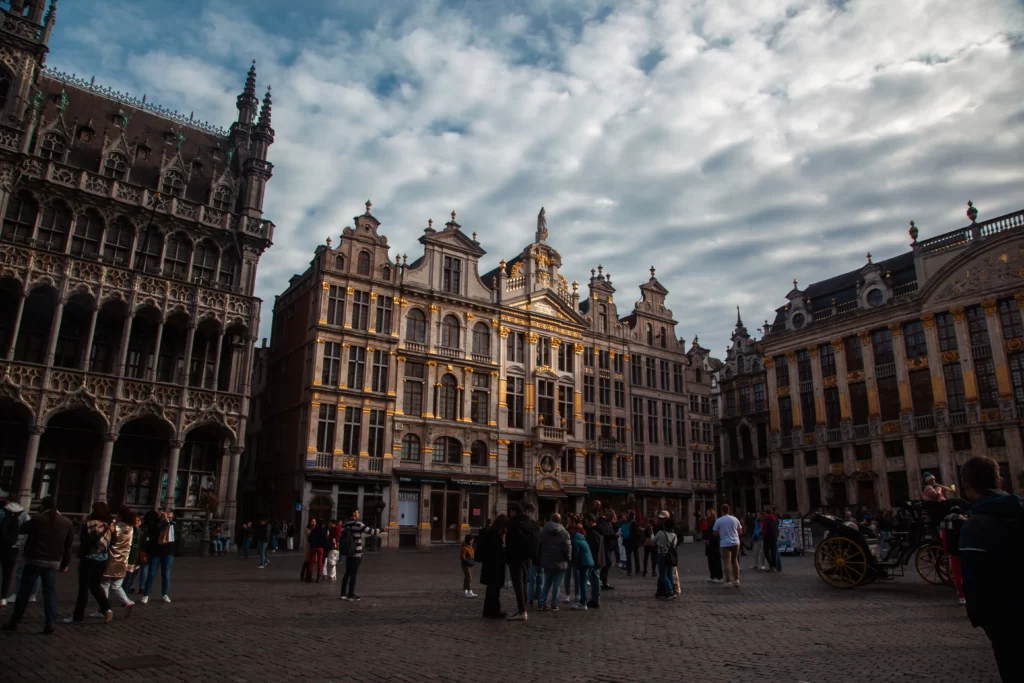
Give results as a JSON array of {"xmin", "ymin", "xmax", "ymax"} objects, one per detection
[{"xmin": 49, "ymin": 0, "xmax": 1024, "ymax": 355}]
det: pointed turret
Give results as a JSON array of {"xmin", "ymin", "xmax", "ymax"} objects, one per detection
[
  {"xmin": 236, "ymin": 60, "xmax": 258, "ymax": 125},
  {"xmin": 257, "ymin": 86, "xmax": 272, "ymax": 129}
]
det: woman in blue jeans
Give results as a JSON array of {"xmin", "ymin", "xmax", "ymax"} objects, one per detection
[
  {"xmin": 653, "ymin": 516, "xmax": 677, "ymax": 599},
  {"xmin": 142, "ymin": 510, "xmax": 175, "ymax": 604}
]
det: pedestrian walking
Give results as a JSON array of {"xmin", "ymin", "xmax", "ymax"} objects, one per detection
[
  {"xmin": 641, "ymin": 520, "xmax": 657, "ymax": 578},
  {"xmin": 750, "ymin": 512, "xmax": 766, "ymax": 570},
  {"xmin": 270, "ymin": 520, "xmax": 281, "ymax": 553},
  {"xmin": 141, "ymin": 509, "xmax": 176, "ymax": 604},
  {"xmin": 705, "ymin": 508, "xmax": 723, "ymax": 582},
  {"xmin": 523, "ymin": 503, "xmax": 544, "ymax": 610},
  {"xmin": 324, "ymin": 520, "xmax": 341, "ymax": 583},
  {"xmin": 0, "ymin": 499, "xmax": 29, "ymax": 606},
  {"xmin": 101, "ymin": 507, "xmax": 136, "ymax": 618},
  {"xmin": 622, "ymin": 511, "xmax": 640, "ymax": 577},
  {"xmin": 122, "ymin": 514, "xmax": 144, "ymax": 593},
  {"xmin": 653, "ymin": 512, "xmax": 678, "ymax": 599},
  {"xmin": 67, "ymin": 501, "xmax": 113, "ymax": 624},
  {"xmin": 583, "ymin": 513, "xmax": 604, "ymax": 608},
  {"xmin": 306, "ymin": 518, "xmax": 326, "ymax": 582},
  {"xmin": 762, "ymin": 510, "xmax": 779, "ymax": 572},
  {"xmin": 477, "ymin": 515, "xmax": 508, "ymax": 618},
  {"xmin": 958, "ymin": 455, "xmax": 1023, "ymax": 682},
  {"xmin": 254, "ymin": 517, "xmax": 270, "ymax": 568},
  {"xmin": 571, "ymin": 521, "xmax": 594, "ymax": 611},
  {"xmin": 240, "ymin": 521, "xmax": 253, "ymax": 559},
  {"xmin": 1, "ymin": 497, "xmax": 73, "ymax": 634},
  {"xmin": 596, "ymin": 509, "xmax": 616, "ymax": 591},
  {"xmin": 339, "ymin": 510, "xmax": 382, "ymax": 601},
  {"xmin": 538, "ymin": 513, "xmax": 571, "ymax": 612},
  {"xmin": 504, "ymin": 502, "xmax": 536, "ymax": 621},
  {"xmin": 713, "ymin": 503, "xmax": 743, "ymax": 588},
  {"xmin": 460, "ymin": 534, "xmax": 477, "ymax": 598}
]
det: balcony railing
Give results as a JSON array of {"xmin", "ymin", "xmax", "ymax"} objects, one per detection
[
  {"xmin": 436, "ymin": 346, "xmax": 461, "ymax": 359},
  {"xmin": 368, "ymin": 457, "xmax": 384, "ymax": 473},
  {"xmin": 853, "ymin": 424, "xmax": 870, "ymax": 439},
  {"xmin": 972, "ymin": 343, "xmax": 992, "ymax": 360},
  {"xmin": 915, "ymin": 414, "xmax": 936, "ymax": 430},
  {"xmin": 598, "ymin": 436, "xmax": 618, "ymax": 452},
  {"xmin": 471, "ymin": 353, "xmax": 491, "ymax": 363},
  {"xmin": 405, "ymin": 341, "xmax": 427, "ymax": 353},
  {"xmin": 799, "ymin": 379, "xmax": 814, "ymax": 393},
  {"xmin": 535, "ymin": 425, "xmax": 566, "ymax": 443},
  {"xmin": 875, "ymin": 362, "xmax": 897, "ymax": 379},
  {"xmin": 313, "ymin": 453, "xmax": 333, "ymax": 469},
  {"xmin": 827, "ymin": 428, "xmax": 841, "ymax": 442},
  {"xmin": 950, "ymin": 411, "xmax": 968, "ymax": 426},
  {"xmin": 780, "ymin": 434, "xmax": 792, "ymax": 448}
]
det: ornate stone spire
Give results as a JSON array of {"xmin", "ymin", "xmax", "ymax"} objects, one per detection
[
  {"xmin": 536, "ymin": 206, "xmax": 548, "ymax": 243},
  {"xmin": 736, "ymin": 306, "xmax": 742, "ymax": 326},
  {"xmin": 257, "ymin": 86, "xmax": 272, "ymax": 128},
  {"xmin": 236, "ymin": 60, "xmax": 258, "ymax": 125}
]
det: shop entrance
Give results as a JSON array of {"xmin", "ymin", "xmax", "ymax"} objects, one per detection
[{"xmin": 430, "ymin": 488, "xmax": 461, "ymax": 543}]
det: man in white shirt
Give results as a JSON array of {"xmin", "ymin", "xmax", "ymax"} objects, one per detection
[{"xmin": 713, "ymin": 503, "xmax": 744, "ymax": 588}]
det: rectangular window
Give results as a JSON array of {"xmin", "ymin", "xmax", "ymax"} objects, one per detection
[
  {"xmin": 805, "ymin": 450, "xmax": 818, "ymax": 466},
  {"xmin": 888, "ymin": 470, "xmax": 911, "ymax": 507},
  {"xmin": 538, "ymin": 379, "xmax": 555, "ymax": 427},
  {"xmin": 583, "ymin": 346, "xmax": 594, "ymax": 367},
  {"xmin": 403, "ymin": 362, "xmax": 424, "ymax": 416},
  {"xmin": 471, "ymin": 373, "xmax": 490, "ymax": 425},
  {"xmin": 322, "ymin": 342, "xmax": 341, "ymax": 386},
  {"xmin": 966, "ymin": 305, "xmax": 990, "ymax": 347},
  {"xmin": 507, "ymin": 442, "xmax": 524, "ymax": 469},
  {"xmin": 903, "ymin": 320, "xmax": 927, "ymax": 359},
  {"xmin": 316, "ymin": 404, "xmax": 336, "ymax": 453},
  {"xmin": 944, "ymin": 363, "xmax": 966, "ymax": 414},
  {"xmin": 936, "ymin": 312, "xmax": 957, "ymax": 351},
  {"xmin": 849, "ymin": 382, "xmax": 869, "ymax": 425},
  {"xmin": 375, "ymin": 295, "xmax": 393, "ymax": 334},
  {"xmin": 872, "ymin": 328, "xmax": 895, "ymax": 365},
  {"xmin": 599, "ymin": 414, "xmax": 611, "ymax": 439},
  {"xmin": 882, "ymin": 441, "xmax": 904, "ymax": 459},
  {"xmin": 326, "ymin": 285, "xmax": 345, "ymax": 326},
  {"xmin": 583, "ymin": 375, "xmax": 595, "ymax": 403},
  {"xmin": 601, "ymin": 453, "xmax": 613, "ymax": 478},
  {"xmin": 599, "ymin": 377, "xmax": 610, "ymax": 406},
  {"xmin": 647, "ymin": 399, "xmax": 659, "ymax": 444},
  {"xmin": 585, "ymin": 452, "xmax": 596, "ymax": 476},
  {"xmin": 346, "ymin": 346, "xmax": 366, "ymax": 389},
  {"xmin": 917, "ymin": 436, "xmax": 939, "ymax": 454},
  {"xmin": 536, "ymin": 337, "xmax": 551, "ymax": 367},
  {"xmin": 976, "ymin": 358, "xmax": 999, "ymax": 409},
  {"xmin": 952, "ymin": 431, "xmax": 972, "ymax": 452},
  {"xmin": 909, "ymin": 369, "xmax": 932, "ymax": 416},
  {"xmin": 615, "ymin": 416, "xmax": 626, "ymax": 443},
  {"xmin": 673, "ymin": 363, "xmax": 684, "ymax": 393},
  {"xmin": 598, "ymin": 350, "xmax": 609, "ymax": 370},
  {"xmin": 797, "ymin": 349, "xmax": 813, "ymax": 383},
  {"xmin": 779, "ymin": 397, "xmax": 793, "ymax": 436},
  {"xmin": 650, "ymin": 456, "xmax": 660, "ymax": 479},
  {"xmin": 442, "ymin": 256, "xmax": 462, "ymax": 294},
  {"xmin": 800, "ymin": 391, "xmax": 816, "ymax": 429},
  {"xmin": 371, "ymin": 349, "xmax": 389, "ymax": 392},
  {"xmin": 367, "ymin": 409, "xmax": 385, "ymax": 458},
  {"xmin": 701, "ymin": 396, "xmax": 710, "ymax": 414},
  {"xmin": 738, "ymin": 386, "xmax": 751, "ymax": 414},
  {"xmin": 828, "ymin": 447, "xmax": 843, "ymax": 464},
  {"xmin": 630, "ymin": 354, "xmax": 642, "ymax": 385},
  {"xmin": 690, "ymin": 421, "xmax": 700, "ymax": 444},
  {"xmin": 664, "ymin": 457, "xmax": 674, "ymax": 480},
  {"xmin": 631, "ymin": 397, "xmax": 644, "ymax": 444},
  {"xmin": 998, "ymin": 299, "xmax": 1023, "ymax": 341},
  {"xmin": 702, "ymin": 422, "xmax": 712, "ymax": 443},
  {"xmin": 775, "ymin": 355, "xmax": 789, "ymax": 387},
  {"xmin": 726, "ymin": 391, "xmax": 736, "ymax": 417},
  {"xmin": 645, "ymin": 357, "xmax": 656, "ymax": 387},
  {"xmin": 692, "ymin": 455, "xmax": 701, "ymax": 480},
  {"xmin": 784, "ymin": 480, "xmax": 798, "ymax": 512},
  {"xmin": 985, "ymin": 428, "xmax": 1006, "ymax": 448},
  {"xmin": 614, "ymin": 380, "xmax": 625, "ymax": 408},
  {"xmin": 877, "ymin": 376, "xmax": 900, "ymax": 421},
  {"xmin": 856, "ymin": 444, "xmax": 872, "ymax": 461},
  {"xmin": 662, "ymin": 402, "xmax": 672, "ymax": 445},
  {"xmin": 675, "ymin": 404, "xmax": 685, "ymax": 447},
  {"xmin": 690, "ymin": 394, "xmax": 698, "ymax": 413},
  {"xmin": 844, "ymin": 336, "xmax": 864, "ymax": 372},
  {"xmin": 351, "ymin": 290, "xmax": 370, "ymax": 330},
  {"xmin": 507, "ymin": 332, "xmax": 525, "ymax": 363},
  {"xmin": 754, "ymin": 383, "xmax": 765, "ymax": 411},
  {"xmin": 507, "ymin": 376, "xmax": 524, "ymax": 428},
  {"xmin": 557, "ymin": 343, "xmax": 574, "ymax": 373},
  {"xmin": 558, "ymin": 386, "xmax": 573, "ymax": 434},
  {"xmin": 660, "ymin": 360, "xmax": 670, "ymax": 391},
  {"xmin": 1009, "ymin": 352, "xmax": 1024, "ymax": 405},
  {"xmin": 807, "ymin": 477, "xmax": 822, "ymax": 509},
  {"xmin": 614, "ymin": 353, "xmax": 623, "ymax": 374},
  {"xmin": 824, "ymin": 387, "xmax": 841, "ymax": 429},
  {"xmin": 342, "ymin": 407, "xmax": 361, "ymax": 456},
  {"xmin": 584, "ymin": 412, "xmax": 596, "ymax": 441},
  {"xmin": 819, "ymin": 343, "xmax": 836, "ymax": 378}
]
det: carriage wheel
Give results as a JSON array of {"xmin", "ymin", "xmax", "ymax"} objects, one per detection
[
  {"xmin": 915, "ymin": 545, "xmax": 950, "ymax": 586},
  {"xmin": 815, "ymin": 536, "xmax": 869, "ymax": 588}
]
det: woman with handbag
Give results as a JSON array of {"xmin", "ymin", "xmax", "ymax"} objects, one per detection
[
  {"xmin": 652, "ymin": 512, "xmax": 678, "ymax": 600},
  {"xmin": 66, "ymin": 502, "xmax": 114, "ymax": 623}
]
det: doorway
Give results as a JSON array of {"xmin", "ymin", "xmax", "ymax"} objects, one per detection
[
  {"xmin": 538, "ymin": 497, "xmax": 559, "ymax": 522},
  {"xmin": 856, "ymin": 480, "xmax": 876, "ymax": 508},
  {"xmin": 830, "ymin": 481, "xmax": 848, "ymax": 509},
  {"xmin": 430, "ymin": 488, "xmax": 461, "ymax": 543}
]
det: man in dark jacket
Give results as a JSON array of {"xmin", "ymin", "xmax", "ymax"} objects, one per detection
[
  {"xmin": 622, "ymin": 511, "xmax": 640, "ymax": 577},
  {"xmin": 2, "ymin": 497, "xmax": 73, "ymax": 634},
  {"xmin": 503, "ymin": 502, "xmax": 534, "ymax": 621},
  {"xmin": 958, "ymin": 456, "xmax": 1023, "ymax": 682},
  {"xmin": 537, "ymin": 513, "xmax": 571, "ymax": 611},
  {"xmin": 253, "ymin": 518, "xmax": 270, "ymax": 569},
  {"xmin": 142, "ymin": 509, "xmax": 175, "ymax": 604},
  {"xmin": 583, "ymin": 513, "xmax": 605, "ymax": 608},
  {"xmin": 595, "ymin": 510, "xmax": 617, "ymax": 590}
]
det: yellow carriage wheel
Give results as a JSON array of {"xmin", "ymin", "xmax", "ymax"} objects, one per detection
[
  {"xmin": 815, "ymin": 536, "xmax": 869, "ymax": 588},
  {"xmin": 915, "ymin": 545, "xmax": 951, "ymax": 586}
]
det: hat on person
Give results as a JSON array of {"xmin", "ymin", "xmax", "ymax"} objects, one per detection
[
  {"xmin": 923, "ymin": 472, "xmax": 935, "ymax": 483},
  {"xmin": 657, "ymin": 510, "xmax": 670, "ymax": 519}
]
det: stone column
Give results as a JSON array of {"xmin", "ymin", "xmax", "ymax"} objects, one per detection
[
  {"xmin": 358, "ymin": 405, "xmax": 371, "ymax": 457},
  {"xmin": 224, "ymin": 446, "xmax": 243, "ymax": 536},
  {"xmin": 164, "ymin": 439, "xmax": 183, "ymax": 509},
  {"xmin": 15, "ymin": 426, "xmax": 45, "ymax": 508},
  {"xmin": 393, "ymin": 355, "xmax": 406, "ymax": 415},
  {"xmin": 93, "ymin": 433, "xmax": 117, "ymax": 503},
  {"xmin": 318, "ymin": 280, "xmax": 330, "ymax": 323},
  {"xmin": 920, "ymin": 313, "xmax": 948, "ymax": 414},
  {"xmin": 524, "ymin": 332, "xmax": 538, "ymax": 423},
  {"xmin": 5, "ymin": 290, "xmax": 25, "ymax": 359},
  {"xmin": 488, "ymin": 370, "xmax": 500, "ymax": 428},
  {"xmin": 148, "ymin": 316, "xmax": 165, "ymax": 381},
  {"xmin": 80, "ymin": 304, "xmax": 100, "ymax": 371},
  {"xmin": 368, "ymin": 292, "xmax": 378, "ymax": 335},
  {"xmin": 949, "ymin": 306, "xmax": 979, "ymax": 406},
  {"xmin": 860, "ymin": 331, "xmax": 880, "ymax": 420},
  {"xmin": 395, "ymin": 298, "xmax": 408, "ymax": 347},
  {"xmin": 425, "ymin": 360, "xmax": 437, "ymax": 417},
  {"xmin": 809, "ymin": 345, "xmax": 825, "ymax": 432},
  {"xmin": 765, "ymin": 356, "xmax": 779, "ymax": 434},
  {"xmin": 981, "ymin": 298, "xmax": 1013, "ymax": 400},
  {"xmin": 461, "ymin": 367, "xmax": 473, "ymax": 423},
  {"xmin": 889, "ymin": 323, "xmax": 913, "ymax": 418},
  {"xmin": 181, "ymin": 322, "xmax": 197, "ymax": 386},
  {"xmin": 116, "ymin": 312, "xmax": 135, "ymax": 377},
  {"xmin": 43, "ymin": 296, "xmax": 66, "ymax": 366},
  {"xmin": 313, "ymin": 338, "xmax": 326, "ymax": 387},
  {"xmin": 211, "ymin": 328, "xmax": 225, "ymax": 391},
  {"xmin": 786, "ymin": 351, "xmax": 800, "ymax": 431}
]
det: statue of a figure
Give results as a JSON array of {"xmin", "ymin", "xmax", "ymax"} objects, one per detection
[{"xmin": 536, "ymin": 206, "xmax": 548, "ymax": 242}]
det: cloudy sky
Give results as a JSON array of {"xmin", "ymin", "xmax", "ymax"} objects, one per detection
[{"xmin": 48, "ymin": 0, "xmax": 1024, "ymax": 356}]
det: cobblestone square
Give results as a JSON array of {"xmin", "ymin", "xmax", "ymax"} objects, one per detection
[{"xmin": 0, "ymin": 543, "xmax": 998, "ymax": 683}]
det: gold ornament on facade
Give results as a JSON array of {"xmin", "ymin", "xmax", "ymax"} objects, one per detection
[
  {"xmin": 549, "ymin": 337, "xmax": 562, "ymax": 348},
  {"xmin": 465, "ymin": 312, "xmax": 474, "ymax": 320},
  {"xmin": 803, "ymin": 434, "xmax": 816, "ymax": 445},
  {"xmin": 509, "ymin": 470, "xmax": 523, "ymax": 480},
  {"xmin": 847, "ymin": 370, "xmax": 865, "ymax": 382},
  {"xmin": 983, "ymin": 409, "xmax": 1001, "ymax": 422},
  {"xmin": 574, "ymin": 343, "xmax": 585, "ymax": 354},
  {"xmin": 920, "ymin": 312, "xmax": 935, "ymax": 328},
  {"xmin": 369, "ymin": 292, "xmax": 378, "ymax": 300},
  {"xmin": 429, "ymin": 304, "xmax": 439, "ymax": 312},
  {"xmin": 785, "ymin": 351, "xmax": 797, "ymax": 362},
  {"xmin": 342, "ymin": 457, "xmax": 357, "ymax": 471},
  {"xmin": 888, "ymin": 323, "xmax": 902, "ymax": 335},
  {"xmin": 777, "ymin": 386, "xmax": 790, "ymax": 397},
  {"xmin": 831, "ymin": 339, "xmax": 843, "ymax": 352},
  {"xmin": 763, "ymin": 357, "xmax": 774, "ymax": 368},
  {"xmin": 1007, "ymin": 338, "xmax": 1024, "ymax": 352},
  {"xmin": 491, "ymin": 318, "xmax": 499, "ymax": 327},
  {"xmin": 907, "ymin": 356, "xmax": 928, "ymax": 370},
  {"xmin": 858, "ymin": 330, "xmax": 871, "ymax": 343},
  {"xmin": 346, "ymin": 287, "xmax": 354, "ymax": 295},
  {"xmin": 980, "ymin": 299, "xmax": 997, "ymax": 314},
  {"xmin": 941, "ymin": 350, "xmax": 959, "ymax": 363},
  {"xmin": 823, "ymin": 375, "xmax": 837, "ymax": 388},
  {"xmin": 499, "ymin": 326, "xmax": 511, "ymax": 338},
  {"xmin": 950, "ymin": 306, "xmax": 965, "ymax": 321},
  {"xmin": 525, "ymin": 332, "xmax": 540, "ymax": 343},
  {"xmin": 510, "ymin": 262, "xmax": 523, "ymax": 278},
  {"xmin": 321, "ymin": 281, "xmax": 330, "ymax": 290},
  {"xmin": 881, "ymin": 422, "xmax": 901, "ymax": 434},
  {"xmin": 808, "ymin": 346, "xmax": 819, "ymax": 358}
]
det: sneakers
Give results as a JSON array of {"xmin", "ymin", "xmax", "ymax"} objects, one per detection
[
  {"xmin": 958, "ymin": 597, "xmax": 966, "ymax": 605},
  {"xmin": 29, "ymin": 595, "xmax": 36, "ymax": 603},
  {"xmin": 562, "ymin": 596, "xmax": 572, "ymax": 604},
  {"xmin": 340, "ymin": 595, "xmax": 349, "ymax": 601},
  {"xmin": 124, "ymin": 603, "xmax": 133, "ymax": 619},
  {"xmin": 89, "ymin": 612, "xmax": 103, "ymax": 618},
  {"xmin": 468, "ymin": 591, "xmax": 477, "ymax": 598},
  {"xmin": 349, "ymin": 595, "xmax": 361, "ymax": 601},
  {"xmin": 539, "ymin": 605, "xmax": 549, "ymax": 612},
  {"xmin": 550, "ymin": 605, "xmax": 559, "ymax": 612},
  {"xmin": 104, "ymin": 610, "xmax": 114, "ymax": 624},
  {"xmin": 140, "ymin": 595, "xmax": 149, "ymax": 604},
  {"xmin": 257, "ymin": 564, "xmax": 264, "ymax": 569},
  {"xmin": 162, "ymin": 595, "xmax": 171, "ymax": 603},
  {"xmin": 0, "ymin": 599, "xmax": 5, "ymax": 607},
  {"xmin": 62, "ymin": 617, "xmax": 80, "ymax": 624},
  {"xmin": 733, "ymin": 581, "xmax": 741, "ymax": 588},
  {"xmin": 571, "ymin": 603, "xmax": 587, "ymax": 610},
  {"xmin": 505, "ymin": 612, "xmax": 528, "ymax": 621},
  {"xmin": 463, "ymin": 590, "xmax": 475, "ymax": 598},
  {"xmin": 723, "ymin": 581, "xmax": 733, "ymax": 588}
]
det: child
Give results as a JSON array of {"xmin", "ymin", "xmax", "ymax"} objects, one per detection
[
  {"xmin": 571, "ymin": 523, "xmax": 594, "ymax": 610},
  {"xmin": 461, "ymin": 534, "xmax": 477, "ymax": 598},
  {"xmin": 324, "ymin": 520, "xmax": 340, "ymax": 583}
]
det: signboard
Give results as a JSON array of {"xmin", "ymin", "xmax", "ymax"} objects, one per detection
[
  {"xmin": 778, "ymin": 518, "xmax": 813, "ymax": 554},
  {"xmin": 295, "ymin": 503, "xmax": 303, "ymax": 512}
]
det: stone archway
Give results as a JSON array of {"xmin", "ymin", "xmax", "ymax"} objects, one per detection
[
  {"xmin": 39, "ymin": 408, "xmax": 105, "ymax": 515},
  {"xmin": 108, "ymin": 416, "xmax": 174, "ymax": 513},
  {"xmin": 178, "ymin": 423, "xmax": 234, "ymax": 510},
  {"xmin": 0, "ymin": 398, "xmax": 31, "ymax": 501}
]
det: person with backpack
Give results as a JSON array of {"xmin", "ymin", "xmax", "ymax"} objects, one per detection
[
  {"xmin": 653, "ymin": 511, "xmax": 678, "ymax": 599},
  {"xmin": 570, "ymin": 519, "xmax": 594, "ymax": 611},
  {"xmin": 583, "ymin": 513, "xmax": 605, "ymax": 608},
  {"xmin": 0, "ymin": 499, "xmax": 29, "ymax": 606},
  {"xmin": 621, "ymin": 511, "xmax": 640, "ymax": 577},
  {"xmin": 958, "ymin": 455, "xmax": 1023, "ymax": 682},
  {"xmin": 503, "ymin": 502, "xmax": 535, "ymax": 621},
  {"xmin": 67, "ymin": 501, "xmax": 114, "ymax": 624},
  {"xmin": 339, "ymin": 509, "xmax": 382, "ymax": 601},
  {"xmin": 1, "ymin": 497, "xmax": 73, "ymax": 634},
  {"xmin": 460, "ymin": 534, "xmax": 477, "ymax": 598}
]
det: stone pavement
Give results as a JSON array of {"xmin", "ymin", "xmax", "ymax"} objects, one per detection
[{"xmin": 0, "ymin": 543, "xmax": 1000, "ymax": 683}]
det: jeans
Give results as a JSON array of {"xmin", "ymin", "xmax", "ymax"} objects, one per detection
[
  {"xmin": 122, "ymin": 569, "xmax": 136, "ymax": 593},
  {"xmin": 340, "ymin": 556, "xmax": 362, "ymax": 597},
  {"xmin": 9, "ymin": 564, "xmax": 57, "ymax": 627},
  {"xmin": 462, "ymin": 565, "xmax": 473, "ymax": 591},
  {"xmin": 242, "ymin": 538, "xmax": 252, "ymax": 559},
  {"xmin": 540, "ymin": 569, "xmax": 564, "ymax": 608},
  {"xmin": 751, "ymin": 539, "xmax": 765, "ymax": 568},
  {"xmin": 575, "ymin": 566, "xmax": 591, "ymax": 605},
  {"xmin": 528, "ymin": 565, "xmax": 544, "ymax": 603},
  {"xmin": 721, "ymin": 545, "xmax": 740, "ymax": 584},
  {"xmin": 325, "ymin": 550, "xmax": 340, "ymax": 580},
  {"xmin": 101, "ymin": 576, "xmax": 132, "ymax": 606},
  {"xmin": 657, "ymin": 555, "xmax": 673, "ymax": 596},
  {"xmin": 144, "ymin": 555, "xmax": 174, "ymax": 597},
  {"xmin": 271, "ymin": 535, "xmax": 279, "ymax": 551},
  {"xmin": 775, "ymin": 546, "xmax": 783, "ymax": 571},
  {"xmin": 258, "ymin": 541, "xmax": 269, "ymax": 566},
  {"xmin": 763, "ymin": 538, "xmax": 778, "ymax": 569},
  {"xmin": 562, "ymin": 564, "xmax": 574, "ymax": 601},
  {"xmin": 643, "ymin": 546, "xmax": 657, "ymax": 575},
  {"xmin": 308, "ymin": 548, "xmax": 324, "ymax": 580},
  {"xmin": 588, "ymin": 567, "xmax": 601, "ymax": 605},
  {"xmin": 508, "ymin": 560, "xmax": 528, "ymax": 614},
  {"xmin": 12, "ymin": 555, "xmax": 40, "ymax": 599},
  {"xmin": 73, "ymin": 558, "xmax": 111, "ymax": 621},
  {"xmin": 601, "ymin": 549, "xmax": 615, "ymax": 586},
  {"xmin": 625, "ymin": 544, "xmax": 640, "ymax": 575},
  {"xmin": 212, "ymin": 539, "xmax": 223, "ymax": 553}
]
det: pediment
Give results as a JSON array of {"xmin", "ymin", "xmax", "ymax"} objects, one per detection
[
  {"xmin": 419, "ymin": 227, "xmax": 485, "ymax": 257},
  {"xmin": 509, "ymin": 292, "xmax": 584, "ymax": 325},
  {"xmin": 101, "ymin": 131, "xmax": 134, "ymax": 161},
  {"xmin": 923, "ymin": 238, "xmax": 1024, "ymax": 306}
]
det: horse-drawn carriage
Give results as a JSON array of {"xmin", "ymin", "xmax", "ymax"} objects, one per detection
[{"xmin": 812, "ymin": 500, "xmax": 965, "ymax": 589}]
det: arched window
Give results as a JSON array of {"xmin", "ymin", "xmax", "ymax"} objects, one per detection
[
  {"xmin": 438, "ymin": 374, "xmax": 459, "ymax": 420},
  {"xmin": 69, "ymin": 210, "xmax": 104, "ymax": 258},
  {"xmin": 134, "ymin": 229, "xmax": 163, "ymax": 272},
  {"xmin": 38, "ymin": 133, "xmax": 67, "ymax": 162},
  {"xmin": 752, "ymin": 359, "xmax": 761, "ymax": 372},
  {"xmin": 163, "ymin": 233, "xmax": 192, "ymax": 278},
  {"xmin": 441, "ymin": 315, "xmax": 460, "ymax": 349},
  {"xmin": 334, "ymin": 254, "xmax": 345, "ymax": 271},
  {"xmin": 356, "ymin": 250, "xmax": 371, "ymax": 275},
  {"xmin": 381, "ymin": 265, "xmax": 391, "ymax": 281},
  {"xmin": 103, "ymin": 153, "xmax": 128, "ymax": 180},
  {"xmin": 0, "ymin": 68, "xmax": 9, "ymax": 112},
  {"xmin": 471, "ymin": 321, "xmax": 490, "ymax": 356},
  {"xmin": 160, "ymin": 170, "xmax": 185, "ymax": 197},
  {"xmin": 736, "ymin": 357, "xmax": 744, "ymax": 374},
  {"xmin": 103, "ymin": 217, "xmax": 134, "ymax": 265},
  {"xmin": 37, "ymin": 201, "xmax": 72, "ymax": 250},
  {"xmin": 218, "ymin": 251, "xmax": 239, "ymax": 287},
  {"xmin": 191, "ymin": 240, "xmax": 218, "ymax": 282},
  {"xmin": 401, "ymin": 434, "xmax": 421, "ymax": 461},
  {"xmin": 211, "ymin": 185, "xmax": 232, "ymax": 211},
  {"xmin": 646, "ymin": 323, "xmax": 653, "ymax": 346},
  {"xmin": 660, "ymin": 326, "xmax": 667, "ymax": 349},
  {"xmin": 406, "ymin": 309, "xmax": 427, "ymax": 344},
  {"xmin": 1, "ymin": 191, "xmax": 38, "ymax": 242},
  {"xmin": 432, "ymin": 436, "xmax": 462, "ymax": 464},
  {"xmin": 470, "ymin": 440, "xmax": 488, "ymax": 467}
]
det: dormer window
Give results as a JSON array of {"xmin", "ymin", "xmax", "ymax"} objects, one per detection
[
  {"xmin": 334, "ymin": 254, "xmax": 346, "ymax": 271},
  {"xmin": 38, "ymin": 133, "xmax": 67, "ymax": 161},
  {"xmin": 381, "ymin": 265, "xmax": 391, "ymax": 281},
  {"xmin": 211, "ymin": 184, "xmax": 232, "ymax": 211},
  {"xmin": 791, "ymin": 313, "xmax": 806, "ymax": 330},
  {"xmin": 646, "ymin": 323, "xmax": 653, "ymax": 346},
  {"xmin": 866, "ymin": 289, "xmax": 884, "ymax": 307},
  {"xmin": 161, "ymin": 170, "xmax": 185, "ymax": 197},
  {"xmin": 77, "ymin": 125, "xmax": 94, "ymax": 143},
  {"xmin": 357, "ymin": 250, "xmax": 371, "ymax": 276},
  {"xmin": 135, "ymin": 145, "xmax": 151, "ymax": 161},
  {"xmin": 103, "ymin": 153, "xmax": 128, "ymax": 180},
  {"xmin": 660, "ymin": 326, "xmax": 666, "ymax": 349}
]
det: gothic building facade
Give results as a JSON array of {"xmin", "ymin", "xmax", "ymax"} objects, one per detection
[
  {"xmin": 253, "ymin": 205, "xmax": 716, "ymax": 547},
  {"xmin": 0, "ymin": 1, "xmax": 274, "ymax": 536},
  {"xmin": 761, "ymin": 203, "xmax": 1024, "ymax": 514}
]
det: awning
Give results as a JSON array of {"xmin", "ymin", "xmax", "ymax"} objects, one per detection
[
  {"xmin": 451, "ymin": 478, "xmax": 495, "ymax": 488},
  {"xmin": 536, "ymin": 490, "xmax": 568, "ymax": 499},
  {"xmin": 397, "ymin": 475, "xmax": 449, "ymax": 485},
  {"xmin": 587, "ymin": 487, "xmax": 631, "ymax": 495},
  {"xmin": 635, "ymin": 489, "xmax": 693, "ymax": 498},
  {"xmin": 563, "ymin": 486, "xmax": 590, "ymax": 496},
  {"xmin": 502, "ymin": 481, "xmax": 527, "ymax": 490}
]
